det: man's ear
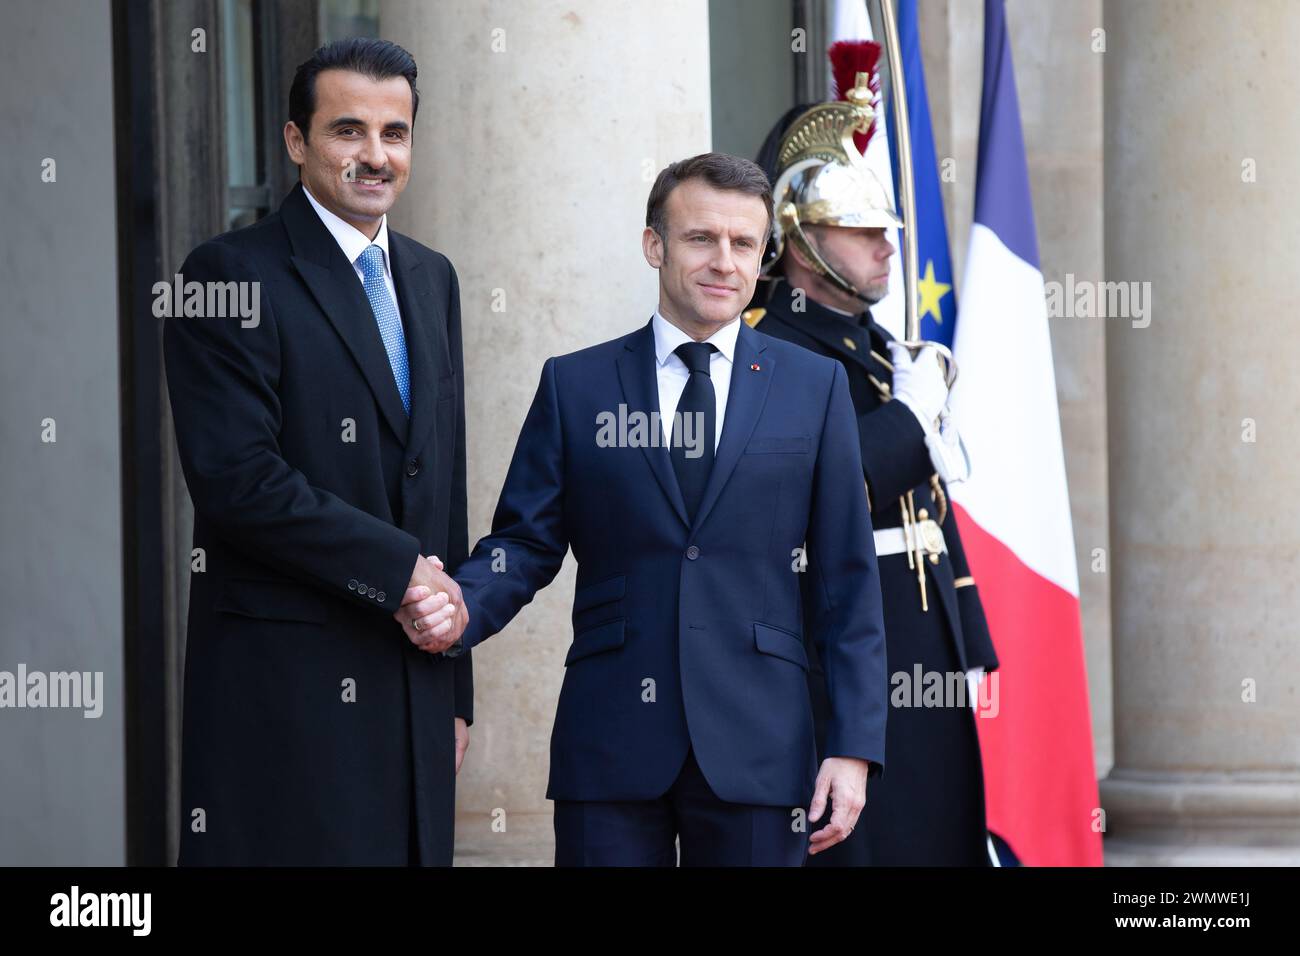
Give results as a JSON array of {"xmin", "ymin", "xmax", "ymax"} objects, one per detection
[
  {"xmin": 642, "ymin": 227, "xmax": 665, "ymax": 269},
  {"xmin": 283, "ymin": 121, "xmax": 306, "ymax": 166}
]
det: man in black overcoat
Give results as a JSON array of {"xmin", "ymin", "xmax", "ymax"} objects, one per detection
[{"xmin": 163, "ymin": 39, "xmax": 471, "ymax": 865}]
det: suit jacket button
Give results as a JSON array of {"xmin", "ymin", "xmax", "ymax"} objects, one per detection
[
  {"xmin": 365, "ymin": 587, "xmax": 375, "ymax": 598},
  {"xmin": 357, "ymin": 583, "xmax": 366, "ymax": 594},
  {"xmin": 686, "ymin": 545, "xmax": 700, "ymax": 560},
  {"xmin": 348, "ymin": 579, "xmax": 358, "ymax": 590},
  {"xmin": 377, "ymin": 591, "xmax": 386, "ymax": 603},
  {"xmin": 406, "ymin": 458, "xmax": 420, "ymax": 477}
]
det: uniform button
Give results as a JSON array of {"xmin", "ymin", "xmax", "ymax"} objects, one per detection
[
  {"xmin": 377, "ymin": 591, "xmax": 386, "ymax": 603},
  {"xmin": 367, "ymin": 587, "xmax": 377, "ymax": 598},
  {"xmin": 348, "ymin": 579, "xmax": 358, "ymax": 590},
  {"xmin": 686, "ymin": 545, "xmax": 700, "ymax": 560},
  {"xmin": 406, "ymin": 458, "xmax": 420, "ymax": 477}
]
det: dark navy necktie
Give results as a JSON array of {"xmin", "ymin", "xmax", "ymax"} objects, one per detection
[{"xmin": 670, "ymin": 341, "xmax": 718, "ymax": 522}]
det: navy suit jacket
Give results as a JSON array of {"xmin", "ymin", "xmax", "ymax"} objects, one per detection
[{"xmin": 455, "ymin": 318, "xmax": 887, "ymax": 807}]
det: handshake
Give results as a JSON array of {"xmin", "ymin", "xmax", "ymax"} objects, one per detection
[{"xmin": 393, "ymin": 554, "xmax": 469, "ymax": 654}]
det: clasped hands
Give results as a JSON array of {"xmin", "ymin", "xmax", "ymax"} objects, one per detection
[
  {"xmin": 393, "ymin": 557, "xmax": 869, "ymax": 835},
  {"xmin": 394, "ymin": 554, "xmax": 469, "ymax": 654}
]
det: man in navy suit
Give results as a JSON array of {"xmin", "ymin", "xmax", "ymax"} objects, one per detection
[{"xmin": 397, "ymin": 153, "xmax": 888, "ymax": 866}]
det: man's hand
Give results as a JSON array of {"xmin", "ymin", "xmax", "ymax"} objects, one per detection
[
  {"xmin": 395, "ymin": 554, "xmax": 468, "ymax": 653},
  {"xmin": 807, "ymin": 756, "xmax": 870, "ymax": 855},
  {"xmin": 454, "ymin": 717, "xmax": 469, "ymax": 775}
]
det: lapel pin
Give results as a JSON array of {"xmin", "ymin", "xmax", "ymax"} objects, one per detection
[{"xmin": 751, "ymin": 363, "xmax": 761, "ymax": 371}]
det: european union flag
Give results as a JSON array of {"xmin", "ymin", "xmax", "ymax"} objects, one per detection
[{"xmin": 889, "ymin": 0, "xmax": 956, "ymax": 346}]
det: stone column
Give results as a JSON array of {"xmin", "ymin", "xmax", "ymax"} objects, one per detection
[
  {"xmin": 1101, "ymin": 0, "xmax": 1300, "ymax": 863},
  {"xmin": 0, "ymin": 0, "xmax": 124, "ymax": 866},
  {"xmin": 381, "ymin": 0, "xmax": 712, "ymax": 864}
]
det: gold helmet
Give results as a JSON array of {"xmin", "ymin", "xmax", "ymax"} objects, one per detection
[{"xmin": 764, "ymin": 70, "xmax": 902, "ymax": 302}]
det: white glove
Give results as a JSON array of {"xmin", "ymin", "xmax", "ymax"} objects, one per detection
[
  {"xmin": 925, "ymin": 408, "xmax": 972, "ymax": 484},
  {"xmin": 887, "ymin": 341, "xmax": 948, "ymax": 431},
  {"xmin": 965, "ymin": 667, "xmax": 986, "ymax": 712},
  {"xmin": 888, "ymin": 341, "xmax": 971, "ymax": 484}
]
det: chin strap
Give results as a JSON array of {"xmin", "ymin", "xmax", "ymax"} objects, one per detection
[{"xmin": 778, "ymin": 203, "xmax": 873, "ymax": 304}]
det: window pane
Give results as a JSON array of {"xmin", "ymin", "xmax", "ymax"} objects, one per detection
[
  {"xmin": 222, "ymin": 0, "xmax": 259, "ymax": 189},
  {"xmin": 320, "ymin": 0, "xmax": 379, "ymax": 42},
  {"xmin": 228, "ymin": 206, "xmax": 261, "ymax": 232}
]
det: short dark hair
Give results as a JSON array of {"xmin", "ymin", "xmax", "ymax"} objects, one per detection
[
  {"xmin": 288, "ymin": 38, "xmax": 419, "ymax": 142},
  {"xmin": 646, "ymin": 152, "xmax": 773, "ymax": 242}
]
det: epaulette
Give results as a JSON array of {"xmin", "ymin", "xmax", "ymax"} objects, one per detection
[{"xmin": 741, "ymin": 307, "xmax": 766, "ymax": 328}]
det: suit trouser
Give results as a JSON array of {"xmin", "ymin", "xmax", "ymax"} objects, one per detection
[
  {"xmin": 408, "ymin": 785, "xmax": 420, "ymax": 865},
  {"xmin": 552, "ymin": 748, "xmax": 809, "ymax": 866}
]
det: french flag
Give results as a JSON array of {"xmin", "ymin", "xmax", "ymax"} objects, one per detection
[{"xmin": 949, "ymin": 0, "xmax": 1103, "ymax": 866}]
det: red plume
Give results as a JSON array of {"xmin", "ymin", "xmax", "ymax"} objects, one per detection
[{"xmin": 829, "ymin": 39, "xmax": 882, "ymax": 155}]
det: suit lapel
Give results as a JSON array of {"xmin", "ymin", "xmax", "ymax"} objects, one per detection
[
  {"xmin": 388, "ymin": 233, "xmax": 442, "ymax": 461},
  {"xmin": 616, "ymin": 321, "xmax": 691, "ymax": 529},
  {"xmin": 282, "ymin": 184, "xmax": 410, "ymax": 445},
  {"xmin": 691, "ymin": 322, "xmax": 772, "ymax": 532}
]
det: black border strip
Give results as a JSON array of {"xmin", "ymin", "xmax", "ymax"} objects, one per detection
[{"xmin": 112, "ymin": 0, "xmax": 167, "ymax": 867}]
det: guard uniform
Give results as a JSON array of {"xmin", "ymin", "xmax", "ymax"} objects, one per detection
[{"xmin": 750, "ymin": 279, "xmax": 998, "ymax": 865}]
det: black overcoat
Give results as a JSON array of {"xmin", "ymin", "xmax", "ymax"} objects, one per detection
[{"xmin": 163, "ymin": 183, "xmax": 471, "ymax": 865}]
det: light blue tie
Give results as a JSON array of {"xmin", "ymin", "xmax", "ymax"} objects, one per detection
[{"xmin": 356, "ymin": 244, "xmax": 411, "ymax": 416}]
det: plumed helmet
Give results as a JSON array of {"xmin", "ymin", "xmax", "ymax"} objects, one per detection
[{"xmin": 761, "ymin": 41, "xmax": 902, "ymax": 300}]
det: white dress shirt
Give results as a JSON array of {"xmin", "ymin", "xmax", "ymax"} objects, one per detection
[
  {"xmin": 302, "ymin": 184, "xmax": 403, "ymax": 326},
  {"xmin": 651, "ymin": 310, "xmax": 740, "ymax": 452}
]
